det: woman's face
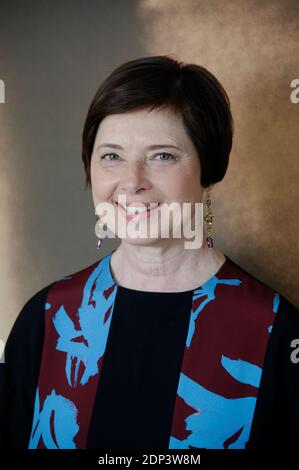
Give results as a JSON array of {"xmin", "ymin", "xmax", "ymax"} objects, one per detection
[{"xmin": 90, "ymin": 106, "xmax": 205, "ymax": 246}]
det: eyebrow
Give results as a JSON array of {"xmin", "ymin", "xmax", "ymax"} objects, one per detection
[{"xmin": 96, "ymin": 143, "xmax": 182, "ymax": 151}]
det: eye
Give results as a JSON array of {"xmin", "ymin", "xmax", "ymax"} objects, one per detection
[
  {"xmin": 153, "ymin": 152, "xmax": 176, "ymax": 161},
  {"xmin": 101, "ymin": 153, "xmax": 120, "ymax": 161}
]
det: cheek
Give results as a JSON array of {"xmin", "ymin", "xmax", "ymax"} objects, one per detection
[
  {"xmin": 90, "ymin": 166, "xmax": 104, "ymax": 199},
  {"xmin": 168, "ymin": 172, "xmax": 201, "ymax": 202},
  {"xmin": 168, "ymin": 158, "xmax": 201, "ymax": 199},
  {"xmin": 90, "ymin": 166, "xmax": 118, "ymax": 204},
  {"xmin": 90, "ymin": 171, "xmax": 102, "ymax": 202}
]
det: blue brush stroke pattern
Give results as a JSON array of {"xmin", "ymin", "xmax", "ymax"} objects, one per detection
[
  {"xmin": 29, "ymin": 254, "xmax": 117, "ymax": 449},
  {"xmin": 221, "ymin": 355, "xmax": 262, "ymax": 389},
  {"xmin": 168, "ymin": 371, "xmax": 257, "ymax": 449},
  {"xmin": 268, "ymin": 292, "xmax": 280, "ymax": 333},
  {"xmin": 52, "ymin": 255, "xmax": 117, "ymax": 387},
  {"xmin": 169, "ymin": 272, "xmax": 265, "ymax": 449},
  {"xmin": 28, "ymin": 388, "xmax": 79, "ymax": 449}
]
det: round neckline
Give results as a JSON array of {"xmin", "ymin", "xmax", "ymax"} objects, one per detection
[{"xmin": 107, "ymin": 249, "xmax": 229, "ymax": 295}]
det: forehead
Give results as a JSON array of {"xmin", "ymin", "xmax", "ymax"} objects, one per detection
[{"xmin": 94, "ymin": 107, "xmax": 190, "ymax": 146}]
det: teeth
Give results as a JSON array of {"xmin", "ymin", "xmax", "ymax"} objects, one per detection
[
  {"xmin": 147, "ymin": 203, "xmax": 160, "ymax": 210},
  {"xmin": 119, "ymin": 203, "xmax": 160, "ymax": 214},
  {"xmin": 127, "ymin": 206, "xmax": 147, "ymax": 214}
]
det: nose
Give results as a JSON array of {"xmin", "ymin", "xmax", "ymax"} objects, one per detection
[{"xmin": 119, "ymin": 161, "xmax": 151, "ymax": 193}]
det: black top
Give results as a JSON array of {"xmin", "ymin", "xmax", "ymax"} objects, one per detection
[
  {"xmin": 88, "ymin": 286, "xmax": 193, "ymax": 449},
  {"xmin": 1, "ymin": 251, "xmax": 299, "ymax": 449}
]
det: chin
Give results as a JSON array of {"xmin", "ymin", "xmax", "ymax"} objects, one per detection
[{"xmin": 120, "ymin": 237, "xmax": 161, "ymax": 247}]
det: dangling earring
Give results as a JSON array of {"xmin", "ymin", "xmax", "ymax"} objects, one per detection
[
  {"xmin": 203, "ymin": 188, "xmax": 214, "ymax": 249},
  {"xmin": 95, "ymin": 213, "xmax": 106, "ymax": 250}
]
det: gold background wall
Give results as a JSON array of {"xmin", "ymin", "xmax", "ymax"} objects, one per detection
[{"xmin": 0, "ymin": 0, "xmax": 298, "ymax": 345}]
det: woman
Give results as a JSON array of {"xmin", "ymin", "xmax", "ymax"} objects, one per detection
[{"xmin": 1, "ymin": 55, "xmax": 298, "ymax": 450}]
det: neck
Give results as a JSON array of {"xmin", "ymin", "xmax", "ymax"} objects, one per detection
[{"xmin": 110, "ymin": 239, "xmax": 226, "ymax": 291}]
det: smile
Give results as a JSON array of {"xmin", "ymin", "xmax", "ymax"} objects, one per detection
[{"xmin": 114, "ymin": 202, "xmax": 161, "ymax": 219}]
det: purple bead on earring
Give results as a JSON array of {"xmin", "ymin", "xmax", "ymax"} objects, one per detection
[
  {"xmin": 95, "ymin": 213, "xmax": 105, "ymax": 250},
  {"xmin": 206, "ymin": 236, "xmax": 214, "ymax": 249}
]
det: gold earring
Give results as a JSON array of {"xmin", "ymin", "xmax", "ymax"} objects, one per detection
[{"xmin": 203, "ymin": 188, "xmax": 214, "ymax": 249}]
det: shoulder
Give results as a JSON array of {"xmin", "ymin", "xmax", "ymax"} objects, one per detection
[
  {"xmin": 218, "ymin": 256, "xmax": 299, "ymax": 339},
  {"xmin": 223, "ymin": 256, "xmax": 298, "ymax": 314},
  {"xmin": 246, "ymin": 293, "xmax": 299, "ymax": 449},
  {"xmin": 0, "ymin": 283, "xmax": 54, "ymax": 448},
  {"xmin": 4, "ymin": 255, "xmax": 107, "ymax": 360},
  {"xmin": 0, "ymin": 256, "xmax": 111, "ymax": 448},
  {"xmin": 223, "ymin": 256, "xmax": 278, "ymax": 298},
  {"xmin": 3, "ymin": 282, "xmax": 55, "ymax": 374},
  {"xmin": 222, "ymin": 260, "xmax": 299, "ymax": 449},
  {"xmin": 217, "ymin": 256, "xmax": 280, "ymax": 329}
]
